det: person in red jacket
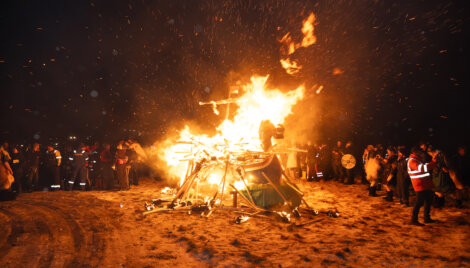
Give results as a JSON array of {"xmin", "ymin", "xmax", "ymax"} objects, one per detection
[{"xmin": 407, "ymin": 146, "xmax": 438, "ymax": 226}]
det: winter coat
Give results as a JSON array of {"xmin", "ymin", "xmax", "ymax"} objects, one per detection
[{"xmin": 407, "ymin": 153, "xmax": 436, "ymax": 191}]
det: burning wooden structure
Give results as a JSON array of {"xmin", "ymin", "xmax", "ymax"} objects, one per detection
[{"xmin": 141, "ymin": 75, "xmax": 329, "ymax": 222}]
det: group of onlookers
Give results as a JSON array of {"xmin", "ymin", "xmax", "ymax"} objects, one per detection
[
  {"xmin": 0, "ymin": 140, "xmax": 148, "ymax": 200},
  {"xmin": 283, "ymin": 140, "xmax": 469, "ymax": 225},
  {"xmin": 2, "ymin": 137, "xmax": 469, "ymax": 225}
]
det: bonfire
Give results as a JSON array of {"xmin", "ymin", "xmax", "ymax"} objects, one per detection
[
  {"xmin": 143, "ymin": 13, "xmax": 338, "ymax": 223},
  {"xmin": 142, "ymin": 76, "xmax": 335, "ymax": 223}
]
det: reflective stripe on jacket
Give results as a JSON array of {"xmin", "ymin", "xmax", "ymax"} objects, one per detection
[{"xmin": 407, "ymin": 153, "xmax": 436, "ymax": 191}]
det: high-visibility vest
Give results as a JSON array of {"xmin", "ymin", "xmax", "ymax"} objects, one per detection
[
  {"xmin": 407, "ymin": 154, "xmax": 436, "ymax": 191},
  {"xmin": 47, "ymin": 149, "xmax": 62, "ymax": 166}
]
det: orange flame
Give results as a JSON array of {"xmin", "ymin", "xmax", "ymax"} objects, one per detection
[
  {"xmin": 160, "ymin": 75, "xmax": 305, "ymax": 185},
  {"xmin": 280, "ymin": 58, "xmax": 301, "ymax": 75},
  {"xmin": 332, "ymin": 68, "xmax": 344, "ymax": 75},
  {"xmin": 279, "ymin": 12, "xmax": 317, "ymax": 75},
  {"xmin": 301, "ymin": 13, "xmax": 317, "ymax": 48}
]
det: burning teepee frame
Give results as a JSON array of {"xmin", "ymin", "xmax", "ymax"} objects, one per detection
[
  {"xmin": 144, "ymin": 91, "xmax": 315, "ymax": 219},
  {"xmin": 144, "ymin": 144, "xmax": 315, "ymax": 220}
]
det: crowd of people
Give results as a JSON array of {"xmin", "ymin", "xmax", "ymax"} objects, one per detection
[
  {"xmin": 1, "ymin": 137, "xmax": 469, "ymax": 225},
  {"xmin": 0, "ymin": 140, "xmax": 147, "ymax": 200},
  {"xmin": 283, "ymin": 140, "xmax": 469, "ymax": 226}
]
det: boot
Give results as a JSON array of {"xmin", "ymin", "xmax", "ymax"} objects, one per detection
[
  {"xmin": 411, "ymin": 220, "xmax": 425, "ymax": 226},
  {"xmin": 383, "ymin": 191, "xmax": 393, "ymax": 202},
  {"xmin": 411, "ymin": 213, "xmax": 424, "ymax": 226},
  {"xmin": 424, "ymin": 217, "xmax": 436, "ymax": 223},
  {"xmin": 369, "ymin": 186, "xmax": 378, "ymax": 197},
  {"xmin": 349, "ymin": 177, "xmax": 355, "ymax": 184}
]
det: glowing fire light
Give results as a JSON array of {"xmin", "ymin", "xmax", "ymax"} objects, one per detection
[
  {"xmin": 332, "ymin": 68, "xmax": 344, "ymax": 75},
  {"xmin": 316, "ymin": 85, "xmax": 324, "ymax": 94},
  {"xmin": 207, "ymin": 174, "xmax": 221, "ymax": 185},
  {"xmin": 160, "ymin": 75, "xmax": 305, "ymax": 187},
  {"xmin": 279, "ymin": 12, "xmax": 317, "ymax": 75},
  {"xmin": 280, "ymin": 58, "xmax": 301, "ymax": 75}
]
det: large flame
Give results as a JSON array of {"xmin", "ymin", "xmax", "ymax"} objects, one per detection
[{"xmin": 160, "ymin": 75, "xmax": 305, "ymax": 185}]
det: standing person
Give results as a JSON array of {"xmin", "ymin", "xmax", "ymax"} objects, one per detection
[
  {"xmin": 100, "ymin": 143, "xmax": 115, "ymax": 190},
  {"xmin": 286, "ymin": 144, "xmax": 299, "ymax": 179},
  {"xmin": 429, "ymin": 147, "xmax": 453, "ymax": 208},
  {"xmin": 365, "ymin": 149, "xmax": 381, "ymax": 197},
  {"xmin": 0, "ymin": 145, "xmax": 15, "ymax": 200},
  {"xmin": 115, "ymin": 142, "xmax": 129, "ymax": 191},
  {"xmin": 11, "ymin": 146, "xmax": 26, "ymax": 194},
  {"xmin": 332, "ymin": 140, "xmax": 344, "ymax": 182},
  {"xmin": 379, "ymin": 147, "xmax": 398, "ymax": 202},
  {"xmin": 88, "ymin": 142, "xmax": 101, "ymax": 189},
  {"xmin": 297, "ymin": 142, "xmax": 307, "ymax": 179},
  {"xmin": 451, "ymin": 145, "xmax": 469, "ymax": 207},
  {"xmin": 452, "ymin": 145, "xmax": 469, "ymax": 188},
  {"xmin": 126, "ymin": 140, "xmax": 139, "ymax": 186},
  {"xmin": 0, "ymin": 145, "xmax": 13, "ymax": 187},
  {"xmin": 316, "ymin": 143, "xmax": 328, "ymax": 180},
  {"xmin": 305, "ymin": 141, "xmax": 317, "ymax": 181},
  {"xmin": 408, "ymin": 146, "xmax": 438, "ymax": 226},
  {"xmin": 62, "ymin": 145, "xmax": 74, "ymax": 189},
  {"xmin": 68, "ymin": 144, "xmax": 88, "ymax": 191},
  {"xmin": 26, "ymin": 143, "xmax": 41, "ymax": 191},
  {"xmin": 46, "ymin": 145, "xmax": 62, "ymax": 190},
  {"xmin": 362, "ymin": 145, "xmax": 375, "ymax": 184},
  {"xmin": 2, "ymin": 142, "xmax": 11, "ymax": 156},
  {"xmin": 396, "ymin": 147, "xmax": 411, "ymax": 206},
  {"xmin": 418, "ymin": 141, "xmax": 432, "ymax": 162}
]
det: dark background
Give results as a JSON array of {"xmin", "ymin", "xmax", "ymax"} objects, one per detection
[{"xmin": 1, "ymin": 0, "xmax": 468, "ymax": 150}]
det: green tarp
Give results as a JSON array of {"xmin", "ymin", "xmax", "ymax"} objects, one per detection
[{"xmin": 239, "ymin": 183, "xmax": 302, "ymax": 209}]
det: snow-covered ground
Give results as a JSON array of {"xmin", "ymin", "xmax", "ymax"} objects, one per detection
[{"xmin": 0, "ymin": 178, "xmax": 469, "ymax": 267}]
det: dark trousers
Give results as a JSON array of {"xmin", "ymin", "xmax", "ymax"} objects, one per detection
[
  {"xmin": 333, "ymin": 161, "xmax": 344, "ymax": 180},
  {"xmin": 61, "ymin": 166, "xmax": 72, "ymax": 189},
  {"xmin": 412, "ymin": 190, "xmax": 433, "ymax": 221},
  {"xmin": 128, "ymin": 165, "xmax": 138, "ymax": 185},
  {"xmin": 116, "ymin": 164, "xmax": 129, "ymax": 190},
  {"xmin": 70, "ymin": 166, "xmax": 87, "ymax": 188},
  {"xmin": 318, "ymin": 163, "xmax": 329, "ymax": 180},
  {"xmin": 48, "ymin": 166, "xmax": 60, "ymax": 187},
  {"xmin": 345, "ymin": 168, "xmax": 354, "ymax": 184},
  {"xmin": 397, "ymin": 176, "xmax": 410, "ymax": 204},
  {"xmin": 101, "ymin": 163, "xmax": 114, "ymax": 190},
  {"xmin": 306, "ymin": 161, "xmax": 316, "ymax": 181},
  {"xmin": 27, "ymin": 167, "xmax": 39, "ymax": 190},
  {"xmin": 12, "ymin": 166, "xmax": 24, "ymax": 193}
]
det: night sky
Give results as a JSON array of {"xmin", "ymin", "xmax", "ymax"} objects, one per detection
[{"xmin": 1, "ymin": 0, "xmax": 469, "ymax": 149}]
